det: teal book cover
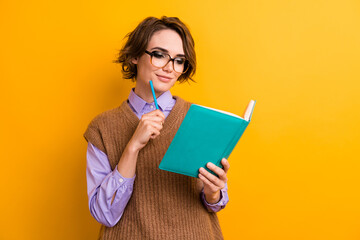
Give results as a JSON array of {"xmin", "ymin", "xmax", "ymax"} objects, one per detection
[{"xmin": 159, "ymin": 100, "xmax": 256, "ymax": 178}]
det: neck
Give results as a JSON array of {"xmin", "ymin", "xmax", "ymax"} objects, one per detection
[{"xmin": 134, "ymin": 81, "xmax": 163, "ymax": 103}]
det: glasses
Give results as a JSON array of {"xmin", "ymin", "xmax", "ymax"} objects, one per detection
[{"xmin": 145, "ymin": 50, "xmax": 189, "ymax": 74}]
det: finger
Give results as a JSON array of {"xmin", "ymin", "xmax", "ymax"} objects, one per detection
[
  {"xmin": 149, "ymin": 121, "xmax": 163, "ymax": 131},
  {"xmin": 141, "ymin": 115, "xmax": 164, "ymax": 124},
  {"xmin": 154, "ymin": 109, "xmax": 165, "ymax": 119},
  {"xmin": 153, "ymin": 110, "xmax": 165, "ymax": 125},
  {"xmin": 150, "ymin": 129, "xmax": 161, "ymax": 139},
  {"xmin": 142, "ymin": 116, "xmax": 165, "ymax": 127},
  {"xmin": 221, "ymin": 158, "xmax": 230, "ymax": 174},
  {"xmin": 198, "ymin": 173, "xmax": 219, "ymax": 193},
  {"xmin": 145, "ymin": 122, "xmax": 163, "ymax": 136},
  {"xmin": 199, "ymin": 167, "xmax": 225, "ymax": 189},
  {"xmin": 141, "ymin": 118, "xmax": 164, "ymax": 131},
  {"xmin": 206, "ymin": 162, "xmax": 228, "ymax": 182},
  {"xmin": 147, "ymin": 109, "xmax": 165, "ymax": 120}
]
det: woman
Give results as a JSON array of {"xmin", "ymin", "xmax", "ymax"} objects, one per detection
[{"xmin": 84, "ymin": 16, "xmax": 230, "ymax": 239}]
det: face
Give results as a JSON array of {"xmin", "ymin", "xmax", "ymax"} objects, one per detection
[{"xmin": 132, "ymin": 29, "xmax": 184, "ymax": 98}]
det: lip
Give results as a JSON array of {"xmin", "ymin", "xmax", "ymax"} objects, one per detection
[{"xmin": 156, "ymin": 74, "xmax": 172, "ymax": 83}]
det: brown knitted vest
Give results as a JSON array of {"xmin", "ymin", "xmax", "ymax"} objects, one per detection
[{"xmin": 84, "ymin": 96, "xmax": 223, "ymax": 240}]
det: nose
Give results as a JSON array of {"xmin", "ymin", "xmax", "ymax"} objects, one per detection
[{"xmin": 162, "ymin": 59, "xmax": 174, "ymax": 72}]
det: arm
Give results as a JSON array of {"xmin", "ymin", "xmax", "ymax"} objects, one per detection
[
  {"xmin": 86, "ymin": 110, "xmax": 165, "ymax": 226},
  {"xmin": 117, "ymin": 109, "xmax": 165, "ymax": 178},
  {"xmin": 86, "ymin": 142, "xmax": 135, "ymax": 227}
]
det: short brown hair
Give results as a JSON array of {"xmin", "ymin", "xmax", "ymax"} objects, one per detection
[{"xmin": 114, "ymin": 16, "xmax": 196, "ymax": 83}]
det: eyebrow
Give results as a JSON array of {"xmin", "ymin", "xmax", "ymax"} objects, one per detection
[{"xmin": 150, "ymin": 47, "xmax": 186, "ymax": 57}]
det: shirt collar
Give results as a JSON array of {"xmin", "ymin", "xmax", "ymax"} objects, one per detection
[{"xmin": 128, "ymin": 88, "xmax": 174, "ymax": 114}]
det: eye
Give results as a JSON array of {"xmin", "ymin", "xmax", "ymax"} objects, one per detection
[
  {"xmin": 175, "ymin": 58, "xmax": 186, "ymax": 65},
  {"xmin": 152, "ymin": 51, "xmax": 166, "ymax": 59}
]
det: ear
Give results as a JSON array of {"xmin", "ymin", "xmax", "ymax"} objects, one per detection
[{"xmin": 131, "ymin": 57, "xmax": 138, "ymax": 65}]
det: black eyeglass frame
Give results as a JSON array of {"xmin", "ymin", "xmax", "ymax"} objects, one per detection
[{"xmin": 144, "ymin": 50, "xmax": 189, "ymax": 74}]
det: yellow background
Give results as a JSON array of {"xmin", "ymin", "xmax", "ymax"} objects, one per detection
[{"xmin": 1, "ymin": 0, "xmax": 359, "ymax": 239}]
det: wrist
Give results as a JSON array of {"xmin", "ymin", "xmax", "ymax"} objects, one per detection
[
  {"xmin": 126, "ymin": 140, "xmax": 141, "ymax": 153},
  {"xmin": 205, "ymin": 191, "xmax": 221, "ymax": 204},
  {"xmin": 116, "ymin": 141, "xmax": 140, "ymax": 178}
]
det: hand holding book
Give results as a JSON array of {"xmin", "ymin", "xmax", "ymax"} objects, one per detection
[{"xmin": 199, "ymin": 158, "xmax": 230, "ymax": 204}]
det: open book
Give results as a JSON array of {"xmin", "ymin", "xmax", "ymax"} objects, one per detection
[{"xmin": 159, "ymin": 100, "xmax": 256, "ymax": 178}]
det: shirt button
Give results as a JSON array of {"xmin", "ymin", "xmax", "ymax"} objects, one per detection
[
  {"xmin": 150, "ymin": 105, "xmax": 154, "ymax": 109},
  {"xmin": 119, "ymin": 178, "xmax": 124, "ymax": 183}
]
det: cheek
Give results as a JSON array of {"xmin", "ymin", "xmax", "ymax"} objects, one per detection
[
  {"xmin": 170, "ymin": 76, "xmax": 180, "ymax": 86},
  {"xmin": 137, "ymin": 59, "xmax": 156, "ymax": 75},
  {"xmin": 174, "ymin": 73, "xmax": 182, "ymax": 81}
]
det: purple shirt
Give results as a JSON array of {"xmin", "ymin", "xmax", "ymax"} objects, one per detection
[{"xmin": 86, "ymin": 88, "xmax": 229, "ymax": 227}]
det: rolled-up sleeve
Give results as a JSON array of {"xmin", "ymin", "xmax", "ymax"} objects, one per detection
[
  {"xmin": 200, "ymin": 182, "xmax": 229, "ymax": 212},
  {"xmin": 86, "ymin": 142, "xmax": 135, "ymax": 227}
]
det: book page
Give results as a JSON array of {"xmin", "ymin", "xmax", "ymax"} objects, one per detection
[
  {"xmin": 193, "ymin": 99, "xmax": 255, "ymax": 121},
  {"xmin": 243, "ymin": 100, "xmax": 256, "ymax": 121},
  {"xmin": 193, "ymin": 104, "xmax": 244, "ymax": 119}
]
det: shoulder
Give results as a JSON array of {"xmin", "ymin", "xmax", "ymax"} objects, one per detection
[
  {"xmin": 83, "ymin": 101, "xmax": 127, "ymax": 153},
  {"xmin": 173, "ymin": 95, "xmax": 193, "ymax": 109},
  {"xmin": 86, "ymin": 101, "xmax": 127, "ymax": 128}
]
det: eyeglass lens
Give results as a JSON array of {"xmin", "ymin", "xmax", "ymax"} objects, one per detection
[{"xmin": 150, "ymin": 51, "xmax": 187, "ymax": 73}]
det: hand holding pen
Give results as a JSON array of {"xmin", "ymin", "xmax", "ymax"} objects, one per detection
[{"xmin": 127, "ymin": 80, "xmax": 165, "ymax": 152}]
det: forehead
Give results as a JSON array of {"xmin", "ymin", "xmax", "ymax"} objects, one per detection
[{"xmin": 147, "ymin": 29, "xmax": 184, "ymax": 55}]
